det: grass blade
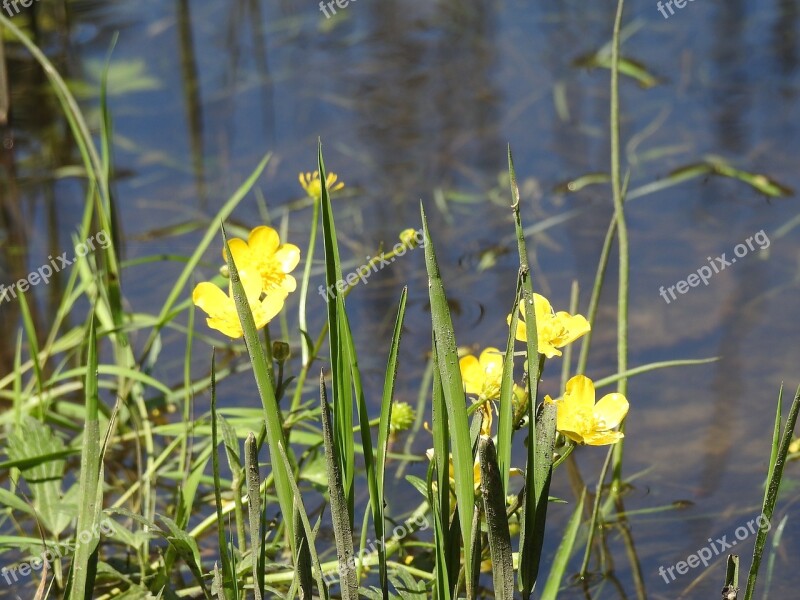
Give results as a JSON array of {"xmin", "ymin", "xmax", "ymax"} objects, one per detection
[
  {"xmin": 320, "ymin": 372, "xmax": 358, "ymax": 599},
  {"xmin": 723, "ymin": 554, "xmax": 739, "ymax": 599},
  {"xmin": 479, "ymin": 436, "xmax": 514, "ymax": 600},
  {"xmin": 427, "ymin": 458, "xmax": 451, "ymax": 600},
  {"xmin": 317, "ymin": 142, "xmax": 355, "ymax": 521},
  {"xmin": 223, "ymin": 227, "xmax": 295, "ymax": 545},
  {"xmin": 210, "ymin": 353, "xmax": 235, "ymax": 600},
  {"xmin": 65, "ymin": 316, "xmax": 102, "ymax": 600},
  {"xmin": 498, "ymin": 274, "xmax": 523, "ymax": 494},
  {"xmin": 743, "ymin": 385, "xmax": 800, "ymax": 600},
  {"xmin": 245, "ymin": 433, "xmax": 263, "ymax": 600},
  {"xmin": 508, "ymin": 148, "xmax": 546, "ymax": 598},
  {"xmin": 540, "ymin": 489, "xmax": 586, "ymax": 600},
  {"xmin": 420, "ymin": 204, "xmax": 475, "ymax": 598},
  {"xmin": 144, "ymin": 153, "xmax": 272, "ymax": 354},
  {"xmin": 430, "ymin": 341, "xmax": 454, "ymax": 591},
  {"xmin": 374, "ymin": 287, "xmax": 409, "ymax": 597}
]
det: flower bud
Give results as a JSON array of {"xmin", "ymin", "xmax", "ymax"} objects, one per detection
[
  {"xmin": 272, "ymin": 341, "xmax": 291, "ymax": 363},
  {"xmin": 390, "ymin": 402, "xmax": 416, "ymax": 433},
  {"xmin": 399, "ymin": 228, "xmax": 420, "ymax": 249}
]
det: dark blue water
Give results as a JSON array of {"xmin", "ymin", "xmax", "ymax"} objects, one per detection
[{"xmin": 1, "ymin": 0, "xmax": 799, "ymax": 597}]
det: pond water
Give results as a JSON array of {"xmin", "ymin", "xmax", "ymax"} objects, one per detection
[{"xmin": 1, "ymin": 0, "xmax": 799, "ymax": 598}]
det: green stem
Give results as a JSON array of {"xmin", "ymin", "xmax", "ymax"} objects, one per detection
[
  {"xmin": 576, "ymin": 216, "xmax": 616, "ymax": 376},
  {"xmin": 579, "ymin": 444, "xmax": 614, "ymax": 577},
  {"xmin": 298, "ymin": 197, "xmax": 320, "ymax": 367},
  {"xmin": 609, "ymin": 0, "xmax": 629, "ymax": 490}
]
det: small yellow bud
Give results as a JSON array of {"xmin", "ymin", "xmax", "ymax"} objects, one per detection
[
  {"xmin": 390, "ymin": 402, "xmax": 416, "ymax": 433},
  {"xmin": 399, "ymin": 228, "xmax": 420, "ymax": 249}
]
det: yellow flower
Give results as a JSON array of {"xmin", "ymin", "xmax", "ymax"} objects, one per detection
[
  {"xmin": 298, "ymin": 170, "xmax": 345, "ymax": 199},
  {"xmin": 425, "ymin": 444, "xmax": 522, "ymax": 494},
  {"xmin": 193, "ymin": 263, "xmax": 287, "ymax": 339},
  {"xmin": 508, "ymin": 293, "xmax": 590, "ymax": 358},
  {"xmin": 459, "ymin": 347, "xmax": 504, "ymax": 400},
  {"xmin": 425, "ymin": 448, "xmax": 483, "ymax": 493},
  {"xmin": 511, "ymin": 383, "xmax": 528, "ymax": 425},
  {"xmin": 224, "ymin": 226, "xmax": 300, "ymax": 294},
  {"xmin": 545, "ymin": 375, "xmax": 628, "ymax": 445}
]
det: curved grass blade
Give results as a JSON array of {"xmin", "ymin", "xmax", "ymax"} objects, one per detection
[
  {"xmin": 430, "ymin": 341, "xmax": 455, "ymax": 591},
  {"xmin": 275, "ymin": 439, "xmax": 328, "ymax": 599},
  {"xmin": 145, "ymin": 152, "xmax": 272, "ymax": 354}
]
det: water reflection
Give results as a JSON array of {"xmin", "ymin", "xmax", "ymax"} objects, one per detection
[{"xmin": 1, "ymin": 0, "xmax": 799, "ymax": 597}]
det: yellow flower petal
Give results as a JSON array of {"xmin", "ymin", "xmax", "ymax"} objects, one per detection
[
  {"xmin": 256, "ymin": 288, "xmax": 289, "ymax": 327},
  {"xmin": 193, "ymin": 282, "xmax": 245, "ymax": 338},
  {"xmin": 508, "ymin": 294, "xmax": 588, "ymax": 358},
  {"xmin": 223, "ymin": 226, "xmax": 301, "ymax": 294},
  {"xmin": 593, "ymin": 393, "xmax": 629, "ymax": 430},
  {"xmin": 274, "ymin": 244, "xmax": 301, "ymax": 273},
  {"xmin": 299, "ymin": 170, "xmax": 345, "ymax": 198},
  {"xmin": 563, "ymin": 375, "xmax": 596, "ymax": 413},
  {"xmin": 582, "ymin": 430, "xmax": 625, "ymax": 446},
  {"xmin": 459, "ymin": 354, "xmax": 483, "ymax": 396},
  {"xmin": 478, "ymin": 347, "xmax": 503, "ymax": 376},
  {"xmin": 459, "ymin": 347, "xmax": 503, "ymax": 400},
  {"xmin": 549, "ymin": 376, "xmax": 629, "ymax": 446},
  {"xmin": 193, "ymin": 282, "xmax": 231, "ymax": 317},
  {"xmin": 479, "ymin": 404, "xmax": 493, "ymax": 436},
  {"xmin": 533, "ymin": 293, "xmax": 553, "ymax": 316},
  {"xmin": 223, "ymin": 237, "xmax": 250, "ymax": 264},
  {"xmin": 552, "ymin": 312, "xmax": 591, "ymax": 346},
  {"xmin": 249, "ymin": 226, "xmax": 280, "ymax": 256}
]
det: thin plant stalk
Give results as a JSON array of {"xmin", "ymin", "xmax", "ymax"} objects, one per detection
[{"xmin": 608, "ymin": 0, "xmax": 630, "ymax": 495}]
